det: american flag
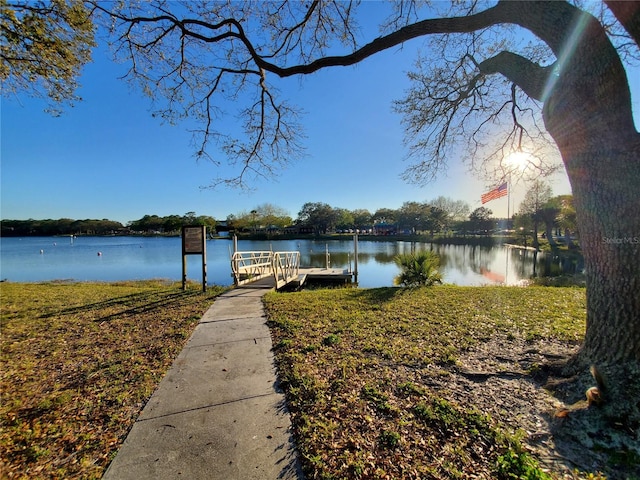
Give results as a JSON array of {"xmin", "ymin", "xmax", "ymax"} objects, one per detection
[{"xmin": 481, "ymin": 182, "xmax": 508, "ymax": 204}]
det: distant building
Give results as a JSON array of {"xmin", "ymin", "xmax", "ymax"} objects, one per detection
[{"xmin": 373, "ymin": 222, "xmax": 397, "ymax": 235}]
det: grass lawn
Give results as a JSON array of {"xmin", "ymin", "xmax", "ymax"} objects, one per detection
[
  {"xmin": 264, "ymin": 285, "xmax": 589, "ymax": 479},
  {"xmin": 0, "ymin": 281, "xmax": 225, "ymax": 479},
  {"xmin": 2, "ymin": 281, "xmax": 599, "ymax": 479}
]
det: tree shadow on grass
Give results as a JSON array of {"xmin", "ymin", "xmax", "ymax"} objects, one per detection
[
  {"xmin": 350, "ymin": 286, "xmax": 403, "ymax": 304},
  {"xmin": 39, "ymin": 288, "xmax": 218, "ymax": 323}
]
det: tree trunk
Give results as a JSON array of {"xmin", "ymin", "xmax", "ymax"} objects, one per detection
[
  {"xmin": 564, "ymin": 229, "xmax": 575, "ymax": 249},
  {"xmin": 544, "ymin": 222, "xmax": 557, "ymax": 248},
  {"xmin": 540, "ymin": 13, "xmax": 640, "ymax": 366},
  {"xmin": 532, "ymin": 218, "xmax": 539, "ymax": 250},
  {"xmin": 566, "ymin": 144, "xmax": 640, "ymax": 365}
]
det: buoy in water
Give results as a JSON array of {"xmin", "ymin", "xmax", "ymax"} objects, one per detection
[
  {"xmin": 40, "ymin": 249, "xmax": 44, "ymax": 254},
  {"xmin": 97, "ymin": 252, "xmax": 102, "ymax": 256}
]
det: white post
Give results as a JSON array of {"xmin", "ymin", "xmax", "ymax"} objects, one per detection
[
  {"xmin": 233, "ymin": 235, "xmax": 239, "ymax": 286},
  {"xmin": 325, "ymin": 244, "xmax": 330, "ymax": 269},
  {"xmin": 354, "ymin": 233, "xmax": 359, "ymax": 283}
]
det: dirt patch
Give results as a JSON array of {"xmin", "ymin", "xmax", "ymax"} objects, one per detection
[{"xmin": 430, "ymin": 337, "xmax": 640, "ymax": 479}]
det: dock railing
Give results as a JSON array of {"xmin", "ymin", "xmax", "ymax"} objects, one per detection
[
  {"xmin": 272, "ymin": 251, "xmax": 300, "ymax": 289},
  {"xmin": 231, "ymin": 251, "xmax": 273, "ymax": 286},
  {"xmin": 231, "ymin": 250, "xmax": 300, "ymax": 288}
]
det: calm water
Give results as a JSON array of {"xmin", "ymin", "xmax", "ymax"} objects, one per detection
[{"xmin": 0, "ymin": 236, "xmax": 582, "ymax": 287}]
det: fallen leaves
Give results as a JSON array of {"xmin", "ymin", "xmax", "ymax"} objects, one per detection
[
  {"xmin": 1, "ymin": 281, "xmax": 224, "ymax": 479},
  {"xmin": 265, "ymin": 286, "xmax": 588, "ymax": 479}
]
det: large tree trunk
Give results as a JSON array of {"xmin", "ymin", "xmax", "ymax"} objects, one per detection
[
  {"xmin": 564, "ymin": 142, "xmax": 640, "ymax": 365},
  {"xmin": 540, "ymin": 9, "xmax": 640, "ymax": 366}
]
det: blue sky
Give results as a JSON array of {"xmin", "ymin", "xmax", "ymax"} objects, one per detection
[{"xmin": 2, "ymin": 5, "xmax": 639, "ymax": 225}]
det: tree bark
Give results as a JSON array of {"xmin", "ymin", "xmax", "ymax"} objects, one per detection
[
  {"xmin": 537, "ymin": 7, "xmax": 640, "ymax": 366},
  {"xmin": 561, "ymin": 143, "xmax": 640, "ymax": 365},
  {"xmin": 483, "ymin": 2, "xmax": 640, "ymax": 367}
]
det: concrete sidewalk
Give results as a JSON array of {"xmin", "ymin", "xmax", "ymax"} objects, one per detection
[{"xmin": 103, "ymin": 285, "xmax": 303, "ymax": 480}]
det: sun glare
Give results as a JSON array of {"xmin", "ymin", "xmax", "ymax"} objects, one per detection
[{"xmin": 506, "ymin": 151, "xmax": 535, "ymax": 172}]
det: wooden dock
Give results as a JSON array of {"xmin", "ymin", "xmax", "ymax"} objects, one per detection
[
  {"xmin": 291, "ymin": 267, "xmax": 353, "ymax": 289},
  {"xmin": 231, "ymin": 245, "xmax": 357, "ymax": 290},
  {"xmin": 237, "ymin": 267, "xmax": 354, "ymax": 290}
]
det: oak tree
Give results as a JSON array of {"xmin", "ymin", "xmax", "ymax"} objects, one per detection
[
  {"xmin": 5, "ymin": 1, "xmax": 639, "ymax": 416},
  {"xmin": 1, "ymin": 0, "xmax": 95, "ymax": 111},
  {"xmin": 93, "ymin": 1, "xmax": 640, "ymax": 422}
]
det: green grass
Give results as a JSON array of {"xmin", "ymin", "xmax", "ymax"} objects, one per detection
[
  {"xmin": 1, "ymin": 280, "xmax": 224, "ymax": 479},
  {"xmin": 264, "ymin": 285, "xmax": 587, "ymax": 479},
  {"xmin": 1, "ymin": 281, "xmax": 591, "ymax": 479}
]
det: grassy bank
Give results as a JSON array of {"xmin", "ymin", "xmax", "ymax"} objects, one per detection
[
  {"xmin": 0, "ymin": 281, "xmax": 224, "ymax": 479},
  {"xmin": 264, "ymin": 286, "xmax": 593, "ymax": 479},
  {"xmin": 4, "ymin": 281, "xmax": 612, "ymax": 479}
]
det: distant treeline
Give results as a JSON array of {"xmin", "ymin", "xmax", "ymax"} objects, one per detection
[
  {"xmin": 0, "ymin": 213, "xmax": 217, "ymax": 237},
  {"xmin": 1, "ymin": 218, "xmax": 126, "ymax": 237}
]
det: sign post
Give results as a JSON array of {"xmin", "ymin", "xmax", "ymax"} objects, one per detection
[{"xmin": 182, "ymin": 226, "xmax": 207, "ymax": 292}]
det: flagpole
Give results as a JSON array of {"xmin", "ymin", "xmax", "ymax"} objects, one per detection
[{"xmin": 507, "ymin": 173, "xmax": 511, "ymax": 227}]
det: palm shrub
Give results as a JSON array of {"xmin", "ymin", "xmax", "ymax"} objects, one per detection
[{"xmin": 393, "ymin": 250, "xmax": 443, "ymax": 287}]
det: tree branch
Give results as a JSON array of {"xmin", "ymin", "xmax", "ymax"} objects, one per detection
[
  {"xmin": 478, "ymin": 51, "xmax": 552, "ymax": 101},
  {"xmin": 604, "ymin": 1, "xmax": 640, "ymax": 47},
  {"xmin": 253, "ymin": 3, "xmax": 507, "ymax": 77}
]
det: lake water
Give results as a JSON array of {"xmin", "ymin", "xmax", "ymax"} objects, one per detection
[{"xmin": 0, "ymin": 236, "xmax": 582, "ymax": 287}]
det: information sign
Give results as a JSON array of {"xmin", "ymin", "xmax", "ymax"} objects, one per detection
[
  {"xmin": 183, "ymin": 226, "xmax": 205, "ymax": 254},
  {"xmin": 181, "ymin": 226, "xmax": 207, "ymax": 291}
]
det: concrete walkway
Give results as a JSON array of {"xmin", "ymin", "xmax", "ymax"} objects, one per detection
[{"xmin": 103, "ymin": 283, "xmax": 303, "ymax": 480}]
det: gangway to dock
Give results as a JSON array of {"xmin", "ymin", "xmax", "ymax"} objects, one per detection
[
  {"xmin": 231, "ymin": 249, "xmax": 354, "ymax": 289},
  {"xmin": 230, "ymin": 251, "xmax": 274, "ymax": 287}
]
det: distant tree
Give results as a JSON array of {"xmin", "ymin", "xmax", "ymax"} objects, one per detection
[
  {"xmin": 225, "ymin": 214, "xmax": 246, "ymax": 232},
  {"xmin": 129, "ymin": 215, "xmax": 164, "ymax": 233},
  {"xmin": 468, "ymin": 207, "xmax": 494, "ymax": 234},
  {"xmin": 0, "ymin": 217, "xmax": 127, "ymax": 236},
  {"xmin": 225, "ymin": 211, "xmax": 252, "ymax": 232},
  {"xmin": 97, "ymin": 219, "xmax": 123, "ymax": 234},
  {"xmin": 512, "ymin": 212, "xmax": 532, "ymax": 246},
  {"xmin": 334, "ymin": 208, "xmax": 355, "ymax": 231},
  {"xmin": 372, "ymin": 208, "xmax": 397, "ymax": 225},
  {"xmin": 56, "ymin": 218, "xmax": 75, "ymax": 234},
  {"xmin": 556, "ymin": 194, "xmax": 578, "ymax": 247},
  {"xmin": 195, "ymin": 215, "xmax": 216, "ymax": 230},
  {"xmin": 297, "ymin": 202, "xmax": 337, "ymax": 235},
  {"xmin": 430, "ymin": 196, "xmax": 471, "ymax": 231},
  {"xmin": 519, "ymin": 180, "xmax": 553, "ymax": 249},
  {"xmin": 426, "ymin": 206, "xmax": 448, "ymax": 236},
  {"xmin": 183, "ymin": 212, "xmax": 197, "ymax": 224},
  {"xmin": 538, "ymin": 197, "xmax": 561, "ymax": 247},
  {"xmin": 1, "ymin": 0, "xmax": 95, "ymax": 111},
  {"xmin": 163, "ymin": 215, "xmax": 183, "ymax": 233},
  {"xmin": 227, "ymin": 204, "xmax": 291, "ymax": 233},
  {"xmin": 397, "ymin": 201, "xmax": 431, "ymax": 233},
  {"xmin": 351, "ymin": 209, "xmax": 372, "ymax": 231},
  {"xmin": 254, "ymin": 203, "xmax": 292, "ymax": 229}
]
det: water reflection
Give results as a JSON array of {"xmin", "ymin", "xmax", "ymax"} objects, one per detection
[{"xmin": 287, "ymin": 240, "xmax": 583, "ymax": 288}]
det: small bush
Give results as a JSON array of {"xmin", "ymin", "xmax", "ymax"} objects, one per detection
[
  {"xmin": 378, "ymin": 430, "xmax": 401, "ymax": 449},
  {"xmin": 496, "ymin": 448, "xmax": 553, "ymax": 480},
  {"xmin": 323, "ymin": 333, "xmax": 340, "ymax": 346},
  {"xmin": 393, "ymin": 250, "xmax": 443, "ymax": 287}
]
